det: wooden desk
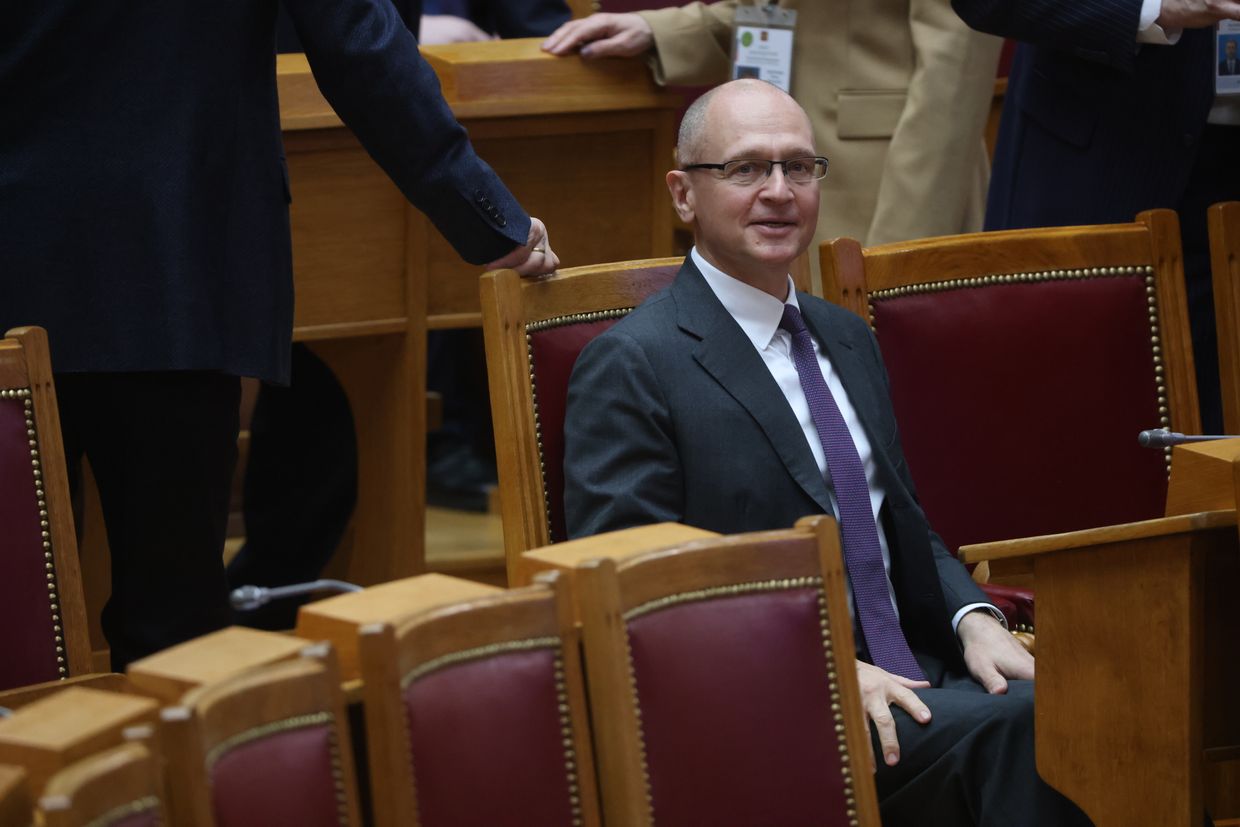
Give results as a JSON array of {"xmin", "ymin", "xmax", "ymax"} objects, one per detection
[
  {"xmin": 278, "ymin": 39, "xmax": 680, "ymax": 586},
  {"xmin": 960, "ymin": 442, "xmax": 1240, "ymax": 825}
]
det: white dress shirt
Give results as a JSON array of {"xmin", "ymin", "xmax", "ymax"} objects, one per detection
[{"xmin": 692, "ymin": 248, "xmax": 997, "ymax": 635}]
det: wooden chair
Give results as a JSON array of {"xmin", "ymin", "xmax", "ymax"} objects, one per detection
[
  {"xmin": 37, "ymin": 743, "xmax": 167, "ymax": 827},
  {"xmin": 0, "ymin": 327, "xmax": 91, "ymax": 689},
  {"xmin": 358, "ymin": 573, "xmax": 599, "ymax": 827},
  {"xmin": 0, "ymin": 766, "xmax": 31, "ymax": 827},
  {"xmin": 572, "ymin": 514, "xmax": 879, "ymax": 827},
  {"xmin": 159, "ymin": 644, "xmax": 361, "ymax": 827},
  {"xmin": 481, "ymin": 256, "xmax": 812, "ymax": 580},
  {"xmin": 1209, "ymin": 201, "xmax": 1240, "ymax": 435},
  {"xmin": 821, "ymin": 209, "xmax": 1199, "ymax": 625}
]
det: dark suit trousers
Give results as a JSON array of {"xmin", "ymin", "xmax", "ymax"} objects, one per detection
[
  {"xmin": 1179, "ymin": 123, "xmax": 1240, "ymax": 435},
  {"xmin": 872, "ymin": 654, "xmax": 1093, "ymax": 827},
  {"xmin": 57, "ymin": 372, "xmax": 238, "ymax": 670}
]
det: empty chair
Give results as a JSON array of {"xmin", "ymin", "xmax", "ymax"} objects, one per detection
[
  {"xmin": 358, "ymin": 573, "xmax": 599, "ymax": 827},
  {"xmin": 572, "ymin": 515, "xmax": 879, "ymax": 827},
  {"xmin": 821, "ymin": 209, "xmax": 1200, "ymax": 627},
  {"xmin": 1209, "ymin": 201, "xmax": 1240, "ymax": 435},
  {"xmin": 0, "ymin": 327, "xmax": 91, "ymax": 690},
  {"xmin": 159, "ymin": 645, "xmax": 361, "ymax": 827},
  {"xmin": 38, "ymin": 743, "xmax": 167, "ymax": 827}
]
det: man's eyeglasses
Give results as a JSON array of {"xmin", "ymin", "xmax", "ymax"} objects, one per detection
[{"xmin": 681, "ymin": 156, "xmax": 829, "ymax": 186}]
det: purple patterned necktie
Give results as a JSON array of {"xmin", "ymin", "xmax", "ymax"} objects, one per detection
[{"xmin": 779, "ymin": 304, "xmax": 924, "ymax": 681}]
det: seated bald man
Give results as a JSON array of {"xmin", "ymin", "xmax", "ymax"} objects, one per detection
[{"xmin": 563, "ymin": 78, "xmax": 1092, "ymax": 827}]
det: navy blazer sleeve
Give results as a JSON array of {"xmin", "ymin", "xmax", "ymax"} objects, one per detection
[
  {"xmin": 952, "ymin": 0, "xmax": 1144, "ymax": 70},
  {"xmin": 283, "ymin": 0, "xmax": 530, "ymax": 264}
]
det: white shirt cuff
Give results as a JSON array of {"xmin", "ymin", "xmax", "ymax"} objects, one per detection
[
  {"xmin": 952, "ymin": 602, "xmax": 1007, "ymax": 636},
  {"xmin": 1137, "ymin": 0, "xmax": 1181, "ymax": 44}
]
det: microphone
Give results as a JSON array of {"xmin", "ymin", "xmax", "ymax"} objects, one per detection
[
  {"xmin": 230, "ymin": 579, "xmax": 363, "ymax": 611},
  {"xmin": 1137, "ymin": 429, "xmax": 1240, "ymax": 448}
]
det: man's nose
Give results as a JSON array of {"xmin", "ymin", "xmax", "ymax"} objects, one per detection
[{"xmin": 759, "ymin": 164, "xmax": 795, "ymax": 199}]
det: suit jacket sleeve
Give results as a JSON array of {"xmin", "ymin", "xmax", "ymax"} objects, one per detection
[
  {"xmin": 637, "ymin": 2, "xmax": 736, "ymax": 87},
  {"xmin": 282, "ymin": 0, "xmax": 530, "ymax": 264},
  {"xmin": 951, "ymin": 0, "xmax": 1144, "ymax": 71},
  {"xmin": 866, "ymin": 0, "xmax": 1002, "ymax": 244},
  {"xmin": 563, "ymin": 329, "xmax": 686, "ymax": 538}
]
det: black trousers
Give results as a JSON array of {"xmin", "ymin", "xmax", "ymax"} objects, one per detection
[
  {"xmin": 1178, "ymin": 123, "xmax": 1240, "ymax": 436},
  {"xmin": 57, "ymin": 371, "xmax": 238, "ymax": 670},
  {"xmin": 873, "ymin": 654, "xmax": 1093, "ymax": 827}
]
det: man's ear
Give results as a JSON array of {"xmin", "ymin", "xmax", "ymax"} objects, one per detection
[{"xmin": 666, "ymin": 170, "xmax": 695, "ymax": 224}]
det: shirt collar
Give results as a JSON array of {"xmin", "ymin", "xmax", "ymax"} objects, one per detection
[{"xmin": 691, "ymin": 247, "xmax": 799, "ymax": 351}]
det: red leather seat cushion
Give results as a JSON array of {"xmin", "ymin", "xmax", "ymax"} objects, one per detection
[
  {"xmin": 626, "ymin": 587, "xmax": 851, "ymax": 824},
  {"xmin": 0, "ymin": 396, "xmax": 62, "ymax": 689},
  {"xmin": 404, "ymin": 647, "xmax": 577, "ymax": 827},
  {"xmin": 210, "ymin": 723, "xmax": 342, "ymax": 827},
  {"xmin": 872, "ymin": 274, "xmax": 1167, "ymax": 553}
]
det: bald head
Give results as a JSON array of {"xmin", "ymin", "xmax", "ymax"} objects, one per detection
[{"xmin": 676, "ymin": 79, "xmax": 812, "ymax": 166}]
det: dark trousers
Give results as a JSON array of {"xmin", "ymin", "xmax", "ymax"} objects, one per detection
[
  {"xmin": 873, "ymin": 654, "xmax": 1093, "ymax": 827},
  {"xmin": 1178, "ymin": 123, "xmax": 1240, "ymax": 436},
  {"xmin": 57, "ymin": 371, "xmax": 239, "ymax": 670},
  {"xmin": 226, "ymin": 344, "xmax": 357, "ymax": 630}
]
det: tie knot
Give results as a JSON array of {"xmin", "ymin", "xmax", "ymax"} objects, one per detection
[{"xmin": 779, "ymin": 303, "xmax": 808, "ymax": 336}]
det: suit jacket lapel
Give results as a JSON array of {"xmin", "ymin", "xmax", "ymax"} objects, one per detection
[{"xmin": 671, "ymin": 262, "xmax": 835, "ymax": 515}]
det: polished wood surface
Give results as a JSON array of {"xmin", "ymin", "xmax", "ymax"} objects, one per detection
[
  {"xmin": 275, "ymin": 40, "xmax": 680, "ymax": 588},
  {"xmin": 38, "ymin": 744, "xmax": 168, "ymax": 827},
  {"xmin": 295, "ymin": 574, "xmax": 500, "ymax": 681},
  {"xmin": 0, "ymin": 688, "xmax": 158, "ymax": 797},
  {"xmin": 0, "ymin": 328, "xmax": 92, "ymax": 682},
  {"xmin": 0, "ymin": 766, "xmax": 29, "ymax": 827},
  {"xmin": 1209, "ymin": 202, "xmax": 1240, "ymax": 434},
  {"xmin": 961, "ymin": 507, "xmax": 1240, "ymax": 825},
  {"xmin": 1165, "ymin": 439, "xmax": 1240, "ymax": 516},
  {"xmin": 125, "ymin": 627, "xmax": 311, "ymax": 704},
  {"xmin": 0, "ymin": 675, "xmax": 130, "ymax": 713}
]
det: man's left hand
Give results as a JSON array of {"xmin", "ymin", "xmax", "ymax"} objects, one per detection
[{"xmin": 957, "ymin": 609, "xmax": 1034, "ymax": 694}]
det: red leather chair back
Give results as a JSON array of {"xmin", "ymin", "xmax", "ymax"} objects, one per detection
[
  {"xmin": 0, "ymin": 388, "xmax": 62, "ymax": 688},
  {"xmin": 529, "ymin": 316, "xmax": 633, "ymax": 542},
  {"xmin": 0, "ymin": 327, "xmax": 88, "ymax": 691},
  {"xmin": 626, "ymin": 584, "xmax": 852, "ymax": 824},
  {"xmin": 872, "ymin": 270, "xmax": 1168, "ymax": 552},
  {"xmin": 209, "ymin": 718, "xmax": 345, "ymax": 827},
  {"xmin": 402, "ymin": 644, "xmax": 578, "ymax": 826}
]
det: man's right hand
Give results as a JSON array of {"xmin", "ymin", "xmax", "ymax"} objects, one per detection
[
  {"xmin": 541, "ymin": 13, "xmax": 655, "ymax": 59},
  {"xmin": 486, "ymin": 216, "xmax": 559, "ymax": 277},
  {"xmin": 1157, "ymin": 0, "xmax": 1240, "ymax": 28},
  {"xmin": 855, "ymin": 660, "xmax": 932, "ymax": 772}
]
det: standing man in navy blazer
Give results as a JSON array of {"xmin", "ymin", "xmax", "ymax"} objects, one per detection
[
  {"xmin": 1, "ymin": 0, "xmax": 558, "ymax": 668},
  {"xmin": 952, "ymin": 0, "xmax": 1240, "ymax": 435},
  {"xmin": 564, "ymin": 79, "xmax": 1092, "ymax": 825}
]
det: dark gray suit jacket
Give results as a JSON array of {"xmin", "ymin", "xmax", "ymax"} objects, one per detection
[{"xmin": 564, "ymin": 259, "xmax": 986, "ymax": 668}]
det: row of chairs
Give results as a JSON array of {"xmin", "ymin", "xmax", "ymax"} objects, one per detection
[
  {"xmin": 1, "ymin": 204, "xmax": 1235, "ymax": 693},
  {"xmin": 0, "ymin": 516, "xmax": 879, "ymax": 827},
  {"xmin": 483, "ymin": 203, "xmax": 1240, "ymax": 636}
]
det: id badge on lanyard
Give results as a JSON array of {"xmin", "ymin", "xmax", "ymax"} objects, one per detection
[
  {"xmin": 1219, "ymin": 21, "xmax": 1240, "ymax": 97},
  {"xmin": 731, "ymin": 2, "xmax": 798, "ymax": 93}
]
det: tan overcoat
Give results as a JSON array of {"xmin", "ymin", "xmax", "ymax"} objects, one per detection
[{"xmin": 638, "ymin": 0, "xmax": 1002, "ymax": 246}]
